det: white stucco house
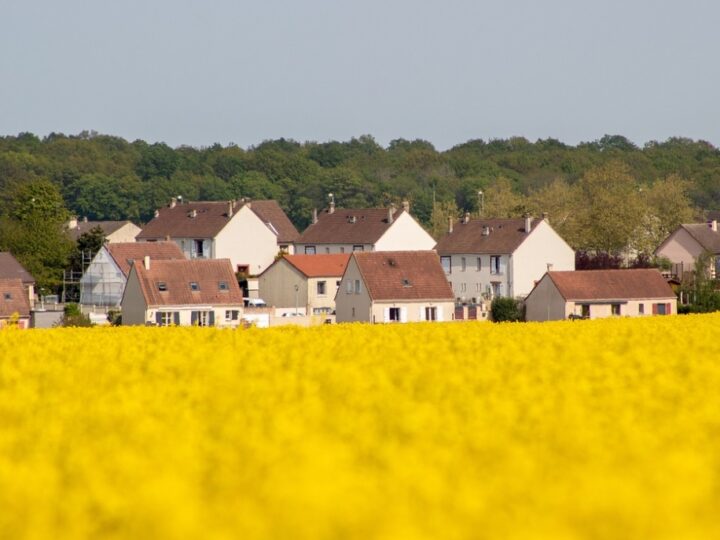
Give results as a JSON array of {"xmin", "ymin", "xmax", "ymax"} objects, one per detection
[
  {"xmin": 435, "ymin": 215, "xmax": 575, "ymax": 302},
  {"xmin": 294, "ymin": 201, "xmax": 436, "ymax": 255},
  {"xmin": 655, "ymin": 221, "xmax": 720, "ymax": 279},
  {"xmin": 121, "ymin": 258, "xmax": 245, "ymax": 327},
  {"xmin": 525, "ymin": 269, "xmax": 677, "ymax": 322},
  {"xmin": 79, "ymin": 242, "xmax": 185, "ymax": 307},
  {"xmin": 335, "ymin": 251, "xmax": 454, "ymax": 324}
]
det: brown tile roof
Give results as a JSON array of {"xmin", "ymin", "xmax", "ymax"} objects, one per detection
[
  {"xmin": 132, "ymin": 259, "xmax": 244, "ymax": 307},
  {"xmin": 250, "ymin": 200, "xmax": 300, "ymax": 243},
  {"xmin": 282, "ymin": 254, "xmax": 350, "ymax": 278},
  {"xmin": 106, "ymin": 242, "xmax": 185, "ymax": 277},
  {"xmin": 67, "ymin": 220, "xmax": 135, "ymax": 241},
  {"xmin": 296, "ymin": 208, "xmax": 407, "ymax": 245},
  {"xmin": 353, "ymin": 251, "xmax": 454, "ymax": 301},
  {"xmin": 0, "ymin": 279, "xmax": 31, "ymax": 318},
  {"xmin": 0, "ymin": 253, "xmax": 35, "ymax": 285},
  {"xmin": 548, "ymin": 269, "xmax": 675, "ymax": 301},
  {"xmin": 679, "ymin": 223, "xmax": 720, "ymax": 254},
  {"xmin": 435, "ymin": 218, "xmax": 538, "ymax": 254},
  {"xmin": 137, "ymin": 201, "xmax": 239, "ymax": 239}
]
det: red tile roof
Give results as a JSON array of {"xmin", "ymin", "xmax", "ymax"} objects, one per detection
[
  {"xmin": 132, "ymin": 259, "xmax": 244, "ymax": 307},
  {"xmin": 250, "ymin": 200, "xmax": 300, "ymax": 243},
  {"xmin": 0, "ymin": 279, "xmax": 31, "ymax": 318},
  {"xmin": 353, "ymin": 251, "xmax": 454, "ymax": 301},
  {"xmin": 296, "ymin": 208, "xmax": 407, "ymax": 245},
  {"xmin": 547, "ymin": 269, "xmax": 675, "ymax": 301},
  {"xmin": 282, "ymin": 254, "xmax": 350, "ymax": 278},
  {"xmin": 0, "ymin": 253, "xmax": 35, "ymax": 285},
  {"xmin": 67, "ymin": 220, "xmax": 136, "ymax": 241},
  {"xmin": 435, "ymin": 218, "xmax": 538, "ymax": 254},
  {"xmin": 106, "ymin": 242, "xmax": 185, "ymax": 277}
]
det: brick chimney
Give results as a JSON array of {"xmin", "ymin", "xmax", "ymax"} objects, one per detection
[
  {"xmin": 329, "ymin": 200, "xmax": 335, "ymax": 214},
  {"xmin": 312, "ymin": 208, "xmax": 318, "ymax": 224},
  {"xmin": 143, "ymin": 256, "xmax": 150, "ymax": 270},
  {"xmin": 448, "ymin": 217, "xmax": 454, "ymax": 234},
  {"xmin": 170, "ymin": 197, "xmax": 177, "ymax": 208}
]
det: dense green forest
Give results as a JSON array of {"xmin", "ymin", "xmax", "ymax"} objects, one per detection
[{"xmin": 0, "ymin": 130, "xmax": 716, "ymax": 288}]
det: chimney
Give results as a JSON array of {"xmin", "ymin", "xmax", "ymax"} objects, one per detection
[
  {"xmin": 329, "ymin": 201, "xmax": 335, "ymax": 214},
  {"xmin": 143, "ymin": 256, "xmax": 150, "ymax": 270},
  {"xmin": 712, "ymin": 220, "xmax": 718, "ymax": 232},
  {"xmin": 227, "ymin": 201, "xmax": 234, "ymax": 218},
  {"xmin": 448, "ymin": 217, "xmax": 454, "ymax": 234},
  {"xmin": 402, "ymin": 200, "xmax": 410, "ymax": 213},
  {"xmin": 524, "ymin": 214, "xmax": 532, "ymax": 233},
  {"xmin": 312, "ymin": 208, "xmax": 318, "ymax": 224},
  {"xmin": 68, "ymin": 216, "xmax": 78, "ymax": 230},
  {"xmin": 82, "ymin": 216, "xmax": 88, "ymax": 223},
  {"xmin": 542, "ymin": 212, "xmax": 549, "ymax": 223},
  {"xmin": 189, "ymin": 209, "xmax": 197, "ymax": 218},
  {"xmin": 170, "ymin": 197, "xmax": 177, "ymax": 208},
  {"xmin": 388, "ymin": 204, "xmax": 397, "ymax": 224},
  {"xmin": 482, "ymin": 225, "xmax": 490, "ymax": 236},
  {"xmin": 463, "ymin": 212, "xmax": 470, "ymax": 224},
  {"xmin": 154, "ymin": 209, "xmax": 160, "ymax": 218},
  {"xmin": 245, "ymin": 198, "xmax": 252, "ymax": 209}
]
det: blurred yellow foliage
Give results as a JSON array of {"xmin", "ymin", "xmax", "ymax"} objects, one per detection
[{"xmin": 1, "ymin": 315, "xmax": 720, "ymax": 539}]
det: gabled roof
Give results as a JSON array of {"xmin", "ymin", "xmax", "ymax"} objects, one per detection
[
  {"xmin": 131, "ymin": 259, "xmax": 244, "ymax": 307},
  {"xmin": 353, "ymin": 251, "xmax": 454, "ymax": 301},
  {"xmin": 281, "ymin": 254, "xmax": 350, "ymax": 278},
  {"xmin": 137, "ymin": 201, "xmax": 241, "ymax": 239},
  {"xmin": 250, "ymin": 200, "xmax": 300, "ymax": 243},
  {"xmin": 0, "ymin": 253, "xmax": 35, "ymax": 285},
  {"xmin": 547, "ymin": 269, "xmax": 675, "ymax": 301},
  {"xmin": 0, "ymin": 278, "xmax": 31, "ymax": 318},
  {"xmin": 105, "ymin": 242, "xmax": 185, "ymax": 277},
  {"xmin": 677, "ymin": 223, "xmax": 720, "ymax": 254},
  {"xmin": 435, "ymin": 218, "xmax": 538, "ymax": 255},
  {"xmin": 67, "ymin": 220, "xmax": 136, "ymax": 241},
  {"xmin": 296, "ymin": 208, "xmax": 408, "ymax": 245}
]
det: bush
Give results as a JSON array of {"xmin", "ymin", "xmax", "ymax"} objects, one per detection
[
  {"xmin": 61, "ymin": 303, "xmax": 93, "ymax": 327},
  {"xmin": 490, "ymin": 297, "xmax": 524, "ymax": 322}
]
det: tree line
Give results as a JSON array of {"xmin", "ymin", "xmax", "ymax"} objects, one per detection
[{"xmin": 0, "ymin": 131, "xmax": 715, "ymax": 289}]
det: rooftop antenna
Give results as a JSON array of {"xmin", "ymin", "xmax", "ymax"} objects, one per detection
[
  {"xmin": 177, "ymin": 195, "xmax": 183, "ymax": 204},
  {"xmin": 328, "ymin": 193, "xmax": 334, "ymax": 205}
]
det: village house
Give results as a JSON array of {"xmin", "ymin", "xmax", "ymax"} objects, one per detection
[
  {"xmin": 66, "ymin": 217, "xmax": 142, "ymax": 243},
  {"xmin": 336, "ymin": 251, "xmax": 454, "ymax": 323},
  {"xmin": 259, "ymin": 254, "xmax": 350, "ymax": 317},
  {"xmin": 79, "ymin": 242, "xmax": 185, "ymax": 307},
  {"xmin": 0, "ymin": 278, "xmax": 31, "ymax": 329},
  {"xmin": 0, "ymin": 252, "xmax": 36, "ymax": 307},
  {"xmin": 435, "ymin": 215, "xmax": 575, "ymax": 303},
  {"xmin": 294, "ymin": 201, "xmax": 436, "ymax": 255},
  {"xmin": 136, "ymin": 199, "xmax": 298, "ymax": 295},
  {"xmin": 654, "ymin": 221, "xmax": 720, "ymax": 279},
  {"xmin": 121, "ymin": 258, "xmax": 245, "ymax": 327},
  {"xmin": 524, "ymin": 269, "xmax": 677, "ymax": 322}
]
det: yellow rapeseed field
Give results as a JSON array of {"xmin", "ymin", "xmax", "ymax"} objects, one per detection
[{"xmin": 1, "ymin": 315, "xmax": 720, "ymax": 539}]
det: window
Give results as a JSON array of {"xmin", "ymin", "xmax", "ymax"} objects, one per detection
[
  {"xmin": 425, "ymin": 307, "xmax": 437, "ymax": 321},
  {"xmin": 354, "ymin": 279, "xmax": 361, "ymax": 294},
  {"xmin": 461, "ymin": 257, "xmax": 466, "ymax": 272},
  {"xmin": 476, "ymin": 257, "xmax": 482, "ymax": 271},
  {"xmin": 218, "ymin": 281, "xmax": 229, "ymax": 291},
  {"xmin": 475, "ymin": 283, "xmax": 482, "ymax": 292},
  {"xmin": 389, "ymin": 307, "xmax": 401, "ymax": 321},
  {"xmin": 346, "ymin": 281, "xmax": 353, "ymax": 294},
  {"xmin": 490, "ymin": 256, "xmax": 502, "ymax": 275},
  {"xmin": 336, "ymin": 280, "xmax": 341, "ymax": 288},
  {"xmin": 611, "ymin": 304, "xmax": 621, "ymax": 316},
  {"xmin": 460, "ymin": 283, "xmax": 467, "ymax": 292},
  {"xmin": 638, "ymin": 303, "xmax": 644, "ymax": 315},
  {"xmin": 237, "ymin": 265, "xmax": 249, "ymax": 275},
  {"xmin": 581, "ymin": 304, "xmax": 590, "ymax": 318},
  {"xmin": 157, "ymin": 282, "xmax": 167, "ymax": 292},
  {"xmin": 317, "ymin": 280, "xmax": 327, "ymax": 296},
  {"xmin": 225, "ymin": 310, "xmax": 239, "ymax": 321},
  {"xmin": 3, "ymin": 292, "xmax": 11, "ymax": 300},
  {"xmin": 325, "ymin": 247, "xmax": 330, "ymax": 254},
  {"xmin": 351, "ymin": 307, "xmax": 356, "ymax": 318},
  {"xmin": 402, "ymin": 279, "xmax": 411, "ymax": 287},
  {"xmin": 655, "ymin": 303, "xmax": 667, "ymax": 315},
  {"xmin": 304, "ymin": 246, "xmax": 316, "ymax": 255},
  {"xmin": 353, "ymin": 245, "xmax": 364, "ymax": 252},
  {"xmin": 189, "ymin": 282, "xmax": 199, "ymax": 291},
  {"xmin": 313, "ymin": 307, "xmax": 332, "ymax": 315},
  {"xmin": 491, "ymin": 282, "xmax": 502, "ymax": 297},
  {"xmin": 279, "ymin": 245, "xmax": 289, "ymax": 254},
  {"xmin": 193, "ymin": 239, "xmax": 205, "ymax": 258},
  {"xmin": 192, "ymin": 310, "xmax": 214, "ymax": 327},
  {"xmin": 441, "ymin": 256, "xmax": 451, "ymax": 275},
  {"xmin": 340, "ymin": 247, "xmax": 345, "ymax": 253},
  {"xmin": 157, "ymin": 311, "xmax": 178, "ymax": 326}
]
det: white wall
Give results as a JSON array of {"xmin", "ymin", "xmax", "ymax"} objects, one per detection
[
  {"xmin": 120, "ymin": 266, "xmax": 148, "ymax": 325},
  {"xmin": 215, "ymin": 205, "xmax": 279, "ymax": 275},
  {"xmin": 370, "ymin": 301, "xmax": 454, "ymax": 323},
  {"xmin": 655, "ymin": 227, "xmax": 705, "ymax": 268},
  {"xmin": 524, "ymin": 276, "xmax": 567, "ymax": 322},
  {"xmin": 259, "ymin": 260, "xmax": 309, "ymax": 308},
  {"xmin": 443, "ymin": 254, "xmax": 508, "ymax": 302},
  {"xmin": 374, "ymin": 212, "xmax": 436, "ymax": 251},
  {"xmin": 107, "ymin": 223, "xmax": 142, "ymax": 243},
  {"xmin": 295, "ymin": 243, "xmax": 372, "ymax": 255}
]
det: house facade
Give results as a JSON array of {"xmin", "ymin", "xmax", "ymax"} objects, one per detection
[
  {"xmin": 525, "ymin": 269, "xmax": 677, "ymax": 322},
  {"xmin": 0, "ymin": 252, "xmax": 36, "ymax": 307},
  {"xmin": 79, "ymin": 242, "xmax": 185, "ymax": 307},
  {"xmin": 0, "ymin": 278, "xmax": 31, "ymax": 329},
  {"xmin": 435, "ymin": 215, "xmax": 575, "ymax": 302},
  {"xmin": 655, "ymin": 221, "xmax": 720, "ymax": 279},
  {"xmin": 294, "ymin": 202, "xmax": 436, "ymax": 255},
  {"xmin": 259, "ymin": 254, "xmax": 350, "ymax": 316},
  {"xmin": 121, "ymin": 258, "xmax": 245, "ymax": 327},
  {"xmin": 336, "ymin": 251, "xmax": 454, "ymax": 324},
  {"xmin": 66, "ymin": 217, "xmax": 142, "ymax": 243}
]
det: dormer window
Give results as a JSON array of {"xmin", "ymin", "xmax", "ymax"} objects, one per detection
[
  {"xmin": 218, "ymin": 281, "xmax": 229, "ymax": 291},
  {"xmin": 3, "ymin": 292, "xmax": 11, "ymax": 300},
  {"xmin": 157, "ymin": 282, "xmax": 167, "ymax": 291},
  {"xmin": 190, "ymin": 282, "xmax": 199, "ymax": 291},
  {"xmin": 402, "ymin": 279, "xmax": 411, "ymax": 287}
]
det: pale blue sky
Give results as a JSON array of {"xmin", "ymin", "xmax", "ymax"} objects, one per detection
[{"xmin": 1, "ymin": 0, "xmax": 718, "ymax": 149}]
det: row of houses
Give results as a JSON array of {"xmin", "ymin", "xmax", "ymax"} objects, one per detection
[{"xmin": 6, "ymin": 195, "xmax": 707, "ymax": 328}]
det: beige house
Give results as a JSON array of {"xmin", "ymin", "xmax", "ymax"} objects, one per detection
[
  {"xmin": 66, "ymin": 217, "xmax": 142, "ymax": 243},
  {"xmin": 0, "ymin": 278, "xmax": 31, "ymax": 329},
  {"xmin": 336, "ymin": 251, "xmax": 454, "ymax": 323},
  {"xmin": 137, "ymin": 199, "xmax": 298, "ymax": 296},
  {"xmin": 435, "ymin": 215, "xmax": 575, "ymax": 303},
  {"xmin": 294, "ymin": 201, "xmax": 436, "ymax": 255},
  {"xmin": 0, "ymin": 252, "xmax": 35, "ymax": 307},
  {"xmin": 121, "ymin": 258, "xmax": 245, "ymax": 327},
  {"xmin": 655, "ymin": 221, "xmax": 720, "ymax": 279},
  {"xmin": 259, "ymin": 254, "xmax": 350, "ymax": 316},
  {"xmin": 525, "ymin": 269, "xmax": 677, "ymax": 322}
]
